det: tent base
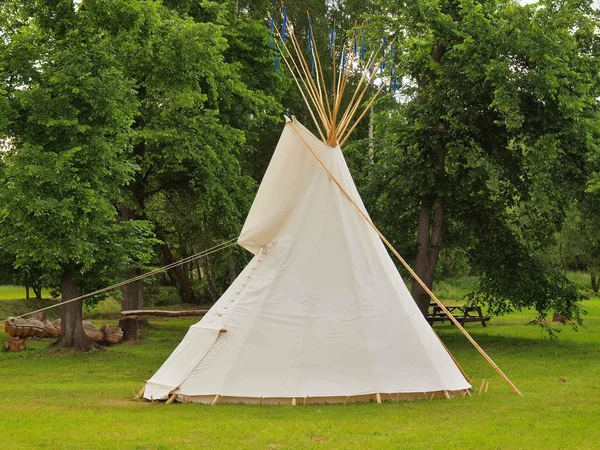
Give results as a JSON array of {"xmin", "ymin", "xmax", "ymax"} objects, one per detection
[{"xmin": 169, "ymin": 389, "xmax": 471, "ymax": 404}]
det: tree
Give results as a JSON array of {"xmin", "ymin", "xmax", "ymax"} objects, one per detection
[
  {"xmin": 360, "ymin": 0, "xmax": 600, "ymax": 322},
  {"xmin": 557, "ymin": 203, "xmax": 600, "ymax": 293},
  {"xmin": 0, "ymin": 0, "xmax": 154, "ymax": 350},
  {"xmin": 84, "ymin": 0, "xmax": 287, "ymax": 315}
]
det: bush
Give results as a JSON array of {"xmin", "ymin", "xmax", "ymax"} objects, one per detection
[
  {"xmin": 146, "ymin": 286, "xmax": 180, "ymax": 307},
  {"xmin": 84, "ymin": 297, "xmax": 121, "ymax": 319}
]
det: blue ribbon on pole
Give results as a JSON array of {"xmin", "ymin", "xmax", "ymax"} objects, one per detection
[
  {"xmin": 307, "ymin": 19, "xmax": 312, "ymax": 54},
  {"xmin": 380, "ymin": 38, "xmax": 386, "ymax": 77},
  {"xmin": 353, "ymin": 30, "xmax": 357, "ymax": 57},
  {"xmin": 360, "ymin": 27, "xmax": 365, "ymax": 60},
  {"xmin": 330, "ymin": 26, "xmax": 335, "ymax": 59},
  {"xmin": 341, "ymin": 49, "xmax": 347, "ymax": 75},
  {"xmin": 281, "ymin": 7, "xmax": 287, "ymax": 43}
]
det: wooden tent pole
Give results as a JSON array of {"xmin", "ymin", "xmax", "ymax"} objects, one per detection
[
  {"xmin": 339, "ymin": 79, "xmax": 387, "ymax": 147},
  {"xmin": 307, "ymin": 13, "xmax": 332, "ymax": 121},
  {"xmin": 275, "ymin": 41, "xmax": 326, "ymax": 141},
  {"xmin": 289, "ymin": 121, "xmax": 523, "ymax": 397},
  {"xmin": 287, "ymin": 25, "xmax": 330, "ymax": 128}
]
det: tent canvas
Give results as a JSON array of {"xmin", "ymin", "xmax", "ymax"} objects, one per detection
[{"xmin": 143, "ymin": 118, "xmax": 471, "ymax": 403}]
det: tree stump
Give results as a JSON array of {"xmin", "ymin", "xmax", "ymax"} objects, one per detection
[{"xmin": 4, "ymin": 337, "xmax": 26, "ymax": 352}]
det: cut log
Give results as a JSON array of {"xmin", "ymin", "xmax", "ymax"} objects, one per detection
[
  {"xmin": 44, "ymin": 320, "xmax": 61, "ymax": 338},
  {"xmin": 120, "ymin": 309, "xmax": 208, "ymax": 318},
  {"xmin": 4, "ymin": 337, "xmax": 26, "ymax": 352},
  {"xmin": 5, "ymin": 317, "xmax": 47, "ymax": 338},
  {"xmin": 100, "ymin": 325, "xmax": 123, "ymax": 345},
  {"xmin": 4, "ymin": 318, "xmax": 122, "ymax": 346}
]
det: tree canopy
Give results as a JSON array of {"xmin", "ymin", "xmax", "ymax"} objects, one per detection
[{"xmin": 1, "ymin": 0, "xmax": 599, "ymax": 344}]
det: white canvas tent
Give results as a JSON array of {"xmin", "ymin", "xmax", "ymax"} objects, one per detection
[
  {"xmin": 141, "ymin": 14, "xmax": 520, "ymax": 403},
  {"xmin": 143, "ymin": 118, "xmax": 471, "ymax": 403}
]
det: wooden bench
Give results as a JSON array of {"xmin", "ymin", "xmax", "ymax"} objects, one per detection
[{"xmin": 426, "ymin": 302, "xmax": 490, "ymax": 327}]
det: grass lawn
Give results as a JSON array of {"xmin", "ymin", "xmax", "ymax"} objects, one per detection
[
  {"xmin": 0, "ymin": 290, "xmax": 599, "ymax": 449},
  {"xmin": 0, "ymin": 284, "xmax": 53, "ymax": 301}
]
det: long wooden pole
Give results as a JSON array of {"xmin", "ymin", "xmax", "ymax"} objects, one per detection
[
  {"xmin": 335, "ymin": 63, "xmax": 381, "ymax": 140},
  {"xmin": 286, "ymin": 24, "xmax": 330, "ymax": 128},
  {"xmin": 335, "ymin": 48, "xmax": 379, "ymax": 136},
  {"xmin": 275, "ymin": 41, "xmax": 326, "ymax": 141},
  {"xmin": 339, "ymin": 79, "xmax": 387, "ymax": 147},
  {"xmin": 307, "ymin": 13, "xmax": 332, "ymax": 122},
  {"xmin": 289, "ymin": 121, "xmax": 523, "ymax": 397},
  {"xmin": 336, "ymin": 59, "xmax": 384, "ymax": 143},
  {"xmin": 274, "ymin": 28, "xmax": 328, "ymax": 134}
]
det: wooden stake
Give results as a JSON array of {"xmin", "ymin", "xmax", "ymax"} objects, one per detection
[
  {"xmin": 211, "ymin": 394, "xmax": 220, "ymax": 406},
  {"xmin": 444, "ymin": 390, "xmax": 451, "ymax": 400},
  {"xmin": 290, "ymin": 121, "xmax": 523, "ymax": 397},
  {"xmin": 166, "ymin": 393, "xmax": 177, "ymax": 404},
  {"xmin": 375, "ymin": 393, "xmax": 382, "ymax": 404},
  {"xmin": 479, "ymin": 379, "xmax": 486, "ymax": 395},
  {"xmin": 303, "ymin": 396, "xmax": 308, "ymax": 406},
  {"xmin": 292, "ymin": 398, "xmax": 297, "ymax": 406},
  {"xmin": 485, "ymin": 382, "xmax": 490, "ymax": 393},
  {"xmin": 343, "ymin": 396, "xmax": 349, "ymax": 405},
  {"xmin": 135, "ymin": 384, "xmax": 146, "ymax": 400}
]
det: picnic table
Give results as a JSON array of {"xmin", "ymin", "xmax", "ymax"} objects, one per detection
[{"xmin": 426, "ymin": 302, "xmax": 490, "ymax": 327}]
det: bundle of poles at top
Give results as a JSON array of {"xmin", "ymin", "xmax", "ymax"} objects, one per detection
[{"xmin": 269, "ymin": 7, "xmax": 396, "ymax": 147}]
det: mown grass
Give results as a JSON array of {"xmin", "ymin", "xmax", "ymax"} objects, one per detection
[
  {"xmin": 0, "ymin": 287, "xmax": 599, "ymax": 449},
  {"xmin": 0, "ymin": 284, "xmax": 53, "ymax": 301}
]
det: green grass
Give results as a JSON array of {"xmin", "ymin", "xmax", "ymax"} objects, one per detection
[
  {"xmin": 1, "ymin": 289, "xmax": 599, "ymax": 449},
  {"xmin": 0, "ymin": 284, "xmax": 53, "ymax": 300}
]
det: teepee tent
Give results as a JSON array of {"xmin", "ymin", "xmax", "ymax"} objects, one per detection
[
  {"xmin": 142, "ymin": 11, "xmax": 520, "ymax": 404},
  {"xmin": 143, "ymin": 117, "xmax": 471, "ymax": 403}
]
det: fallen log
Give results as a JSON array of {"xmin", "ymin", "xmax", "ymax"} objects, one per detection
[
  {"xmin": 5, "ymin": 317, "xmax": 47, "ymax": 338},
  {"xmin": 4, "ymin": 317, "xmax": 122, "ymax": 351},
  {"xmin": 120, "ymin": 309, "xmax": 208, "ymax": 318}
]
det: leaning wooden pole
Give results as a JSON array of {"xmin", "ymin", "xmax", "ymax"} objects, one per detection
[{"xmin": 289, "ymin": 121, "xmax": 523, "ymax": 397}]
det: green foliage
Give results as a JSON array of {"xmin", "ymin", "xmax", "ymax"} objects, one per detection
[
  {"xmin": 145, "ymin": 285, "xmax": 182, "ymax": 307},
  {"xmin": 0, "ymin": 1, "xmax": 156, "ymax": 295},
  {"xmin": 83, "ymin": 297, "xmax": 122, "ymax": 319},
  {"xmin": 357, "ymin": 0, "xmax": 600, "ymax": 324}
]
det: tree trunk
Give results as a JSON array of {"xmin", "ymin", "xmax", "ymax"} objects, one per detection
[
  {"xmin": 119, "ymin": 269, "xmax": 143, "ymax": 341},
  {"xmin": 56, "ymin": 271, "xmax": 100, "ymax": 351},
  {"xmin": 592, "ymin": 272, "xmax": 599, "ymax": 294},
  {"xmin": 31, "ymin": 274, "xmax": 43, "ymax": 300},
  {"xmin": 410, "ymin": 149, "xmax": 446, "ymax": 316},
  {"xmin": 161, "ymin": 243, "xmax": 196, "ymax": 303},
  {"xmin": 25, "ymin": 283, "xmax": 30, "ymax": 300}
]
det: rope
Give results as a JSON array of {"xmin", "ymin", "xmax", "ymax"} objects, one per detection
[
  {"xmin": 289, "ymin": 121, "xmax": 522, "ymax": 396},
  {"xmin": 4, "ymin": 238, "xmax": 239, "ymax": 322}
]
